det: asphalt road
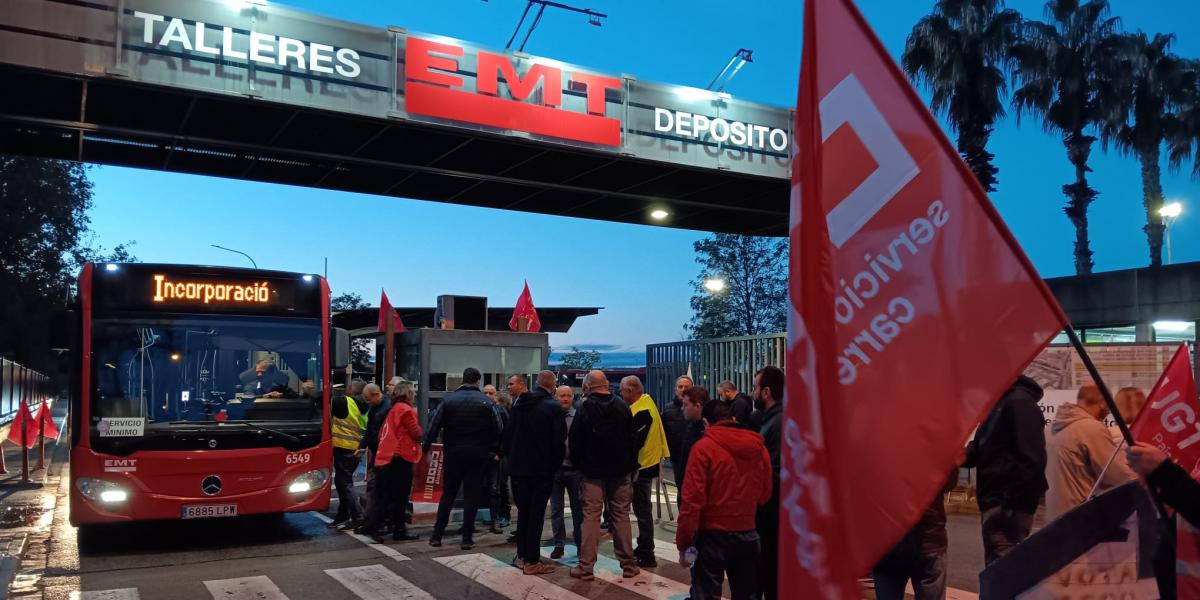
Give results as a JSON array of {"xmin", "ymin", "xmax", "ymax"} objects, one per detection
[{"xmin": 12, "ymin": 455, "xmax": 989, "ymax": 600}]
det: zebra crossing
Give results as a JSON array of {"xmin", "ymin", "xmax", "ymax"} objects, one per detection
[{"xmin": 70, "ymin": 547, "xmax": 697, "ymax": 600}]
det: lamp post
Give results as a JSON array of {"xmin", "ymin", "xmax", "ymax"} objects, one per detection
[
  {"xmin": 1160, "ymin": 202, "xmax": 1183, "ymax": 265},
  {"xmin": 211, "ymin": 245, "xmax": 258, "ymax": 269}
]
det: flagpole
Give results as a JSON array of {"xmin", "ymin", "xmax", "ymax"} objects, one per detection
[
  {"xmin": 385, "ymin": 301, "xmax": 396, "ymax": 384},
  {"xmin": 1065, "ymin": 325, "xmax": 1171, "ymax": 516},
  {"xmin": 1063, "ymin": 326, "xmax": 1134, "ymax": 446}
]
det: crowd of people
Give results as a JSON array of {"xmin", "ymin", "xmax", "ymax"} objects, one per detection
[
  {"xmin": 877, "ymin": 374, "xmax": 1200, "ymax": 600},
  {"xmin": 325, "ymin": 364, "xmax": 1200, "ymax": 599},
  {"xmin": 325, "ymin": 366, "xmax": 786, "ymax": 600}
]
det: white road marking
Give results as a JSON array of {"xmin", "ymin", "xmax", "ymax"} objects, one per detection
[
  {"xmin": 541, "ymin": 545, "xmax": 697, "ymax": 600},
  {"xmin": 202, "ymin": 575, "xmax": 288, "ymax": 600},
  {"xmin": 433, "ymin": 553, "xmax": 588, "ymax": 600},
  {"xmin": 69, "ymin": 590, "xmax": 140, "ymax": 600},
  {"xmin": 307, "ymin": 511, "xmax": 410, "ymax": 561},
  {"xmin": 325, "ymin": 564, "xmax": 434, "ymax": 600}
]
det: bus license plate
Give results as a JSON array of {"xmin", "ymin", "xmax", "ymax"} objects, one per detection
[{"xmin": 181, "ymin": 504, "xmax": 237, "ymax": 519}]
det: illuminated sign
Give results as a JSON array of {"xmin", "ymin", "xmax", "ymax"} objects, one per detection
[
  {"xmin": 405, "ymin": 38, "xmax": 622, "ymax": 146},
  {"xmin": 653, "ymin": 108, "xmax": 789, "ymax": 153},
  {"xmin": 131, "ymin": 10, "xmax": 362, "ymax": 79},
  {"xmin": 153, "ymin": 275, "xmax": 271, "ymax": 304}
]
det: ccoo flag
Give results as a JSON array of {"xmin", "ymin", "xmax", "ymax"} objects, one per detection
[
  {"xmin": 786, "ymin": 0, "xmax": 1067, "ymax": 595},
  {"xmin": 509, "ymin": 281, "xmax": 541, "ymax": 333},
  {"xmin": 377, "ymin": 290, "xmax": 407, "ymax": 334}
]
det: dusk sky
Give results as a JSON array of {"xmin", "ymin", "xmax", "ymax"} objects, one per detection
[{"xmin": 87, "ymin": 0, "xmax": 1200, "ymax": 361}]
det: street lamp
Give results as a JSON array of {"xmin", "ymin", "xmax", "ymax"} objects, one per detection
[
  {"xmin": 211, "ymin": 244, "xmax": 258, "ymax": 268},
  {"xmin": 1160, "ymin": 201, "xmax": 1183, "ymax": 264},
  {"xmin": 703, "ymin": 278, "xmax": 726, "ymax": 293}
]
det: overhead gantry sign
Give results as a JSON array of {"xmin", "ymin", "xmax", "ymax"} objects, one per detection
[{"xmin": 0, "ymin": 0, "xmax": 793, "ymax": 234}]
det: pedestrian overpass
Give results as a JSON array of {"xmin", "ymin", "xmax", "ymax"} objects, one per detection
[{"xmin": 0, "ymin": 0, "xmax": 792, "ymax": 235}]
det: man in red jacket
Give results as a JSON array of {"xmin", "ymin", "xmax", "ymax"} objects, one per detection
[{"xmin": 675, "ymin": 399, "xmax": 772, "ymax": 600}]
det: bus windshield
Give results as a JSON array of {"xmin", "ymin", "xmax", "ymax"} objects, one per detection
[{"xmin": 91, "ymin": 315, "xmax": 323, "ymax": 428}]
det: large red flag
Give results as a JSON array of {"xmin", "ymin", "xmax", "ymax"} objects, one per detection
[
  {"xmin": 7, "ymin": 402, "xmax": 39, "ymax": 449},
  {"xmin": 1129, "ymin": 345, "xmax": 1199, "ymax": 476},
  {"xmin": 509, "ymin": 281, "xmax": 541, "ymax": 333},
  {"xmin": 377, "ymin": 290, "xmax": 407, "ymax": 333},
  {"xmin": 786, "ymin": 0, "xmax": 1067, "ymax": 595}
]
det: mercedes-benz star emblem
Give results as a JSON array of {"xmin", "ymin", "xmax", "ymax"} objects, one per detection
[
  {"xmin": 208, "ymin": 439, "xmax": 218, "ymax": 449},
  {"xmin": 201, "ymin": 475, "xmax": 222, "ymax": 496}
]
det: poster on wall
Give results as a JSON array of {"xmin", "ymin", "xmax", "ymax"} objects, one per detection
[{"xmin": 1023, "ymin": 343, "xmax": 1186, "ymax": 433}]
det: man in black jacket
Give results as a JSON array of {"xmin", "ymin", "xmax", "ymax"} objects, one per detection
[
  {"xmin": 962, "ymin": 374, "xmax": 1048, "ymax": 566},
  {"xmin": 504, "ymin": 371, "xmax": 566, "ymax": 575},
  {"xmin": 569, "ymin": 370, "xmax": 641, "ymax": 581},
  {"xmin": 753, "ymin": 366, "xmax": 784, "ymax": 600},
  {"xmin": 717, "ymin": 380, "xmax": 758, "ymax": 429},
  {"xmin": 663, "ymin": 376, "xmax": 691, "ymax": 491},
  {"xmin": 354, "ymin": 380, "xmax": 392, "ymax": 529},
  {"xmin": 423, "ymin": 367, "xmax": 503, "ymax": 550}
]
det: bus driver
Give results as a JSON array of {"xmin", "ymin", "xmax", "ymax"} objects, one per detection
[{"xmin": 241, "ymin": 359, "xmax": 292, "ymax": 399}]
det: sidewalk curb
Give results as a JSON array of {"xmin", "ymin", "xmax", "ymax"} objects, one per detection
[{"xmin": 0, "ymin": 534, "xmax": 26, "ymax": 600}]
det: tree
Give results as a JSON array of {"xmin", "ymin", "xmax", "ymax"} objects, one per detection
[
  {"xmin": 1100, "ymin": 33, "xmax": 1197, "ymax": 267},
  {"xmin": 903, "ymin": 0, "xmax": 1023, "ymax": 192},
  {"xmin": 1166, "ymin": 59, "xmax": 1200, "ymax": 179},
  {"xmin": 330, "ymin": 292, "xmax": 373, "ymax": 367},
  {"xmin": 331, "ymin": 292, "xmax": 368, "ymax": 311},
  {"xmin": 1010, "ymin": 0, "xmax": 1128, "ymax": 275},
  {"xmin": 0, "ymin": 157, "xmax": 133, "ymax": 371},
  {"xmin": 559, "ymin": 347, "xmax": 601, "ymax": 370},
  {"xmin": 687, "ymin": 234, "xmax": 787, "ymax": 340}
]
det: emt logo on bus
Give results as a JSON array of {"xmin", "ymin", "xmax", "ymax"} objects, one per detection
[
  {"xmin": 152, "ymin": 275, "xmax": 271, "ymax": 305},
  {"xmin": 404, "ymin": 38, "xmax": 622, "ymax": 146}
]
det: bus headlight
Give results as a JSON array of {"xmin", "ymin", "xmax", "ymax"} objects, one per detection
[
  {"xmin": 288, "ymin": 468, "xmax": 328, "ymax": 494},
  {"xmin": 76, "ymin": 478, "xmax": 129, "ymax": 504}
]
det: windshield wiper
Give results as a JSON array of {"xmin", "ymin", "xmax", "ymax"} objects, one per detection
[{"xmin": 218, "ymin": 421, "xmax": 302, "ymax": 445}]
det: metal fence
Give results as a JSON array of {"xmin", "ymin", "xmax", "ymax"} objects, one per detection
[
  {"xmin": 646, "ymin": 333, "xmax": 786, "ymax": 408},
  {"xmin": 0, "ymin": 358, "xmax": 53, "ymax": 425}
]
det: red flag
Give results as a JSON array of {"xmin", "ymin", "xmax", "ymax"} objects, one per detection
[
  {"xmin": 786, "ymin": 0, "xmax": 1067, "ymax": 595},
  {"xmin": 508, "ymin": 281, "xmax": 541, "ymax": 333},
  {"xmin": 33, "ymin": 401, "xmax": 58, "ymax": 441},
  {"xmin": 1130, "ymin": 345, "xmax": 1199, "ymax": 476},
  {"xmin": 377, "ymin": 290, "xmax": 407, "ymax": 333},
  {"xmin": 7, "ymin": 402, "xmax": 39, "ymax": 449}
]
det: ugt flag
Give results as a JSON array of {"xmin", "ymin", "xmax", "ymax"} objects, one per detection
[
  {"xmin": 1129, "ymin": 345, "xmax": 1199, "ymax": 477},
  {"xmin": 785, "ymin": 0, "xmax": 1067, "ymax": 595}
]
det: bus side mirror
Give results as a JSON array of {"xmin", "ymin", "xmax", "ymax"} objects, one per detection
[{"xmin": 332, "ymin": 328, "xmax": 350, "ymax": 369}]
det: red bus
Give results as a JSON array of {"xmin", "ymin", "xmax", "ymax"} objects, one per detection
[{"xmin": 70, "ymin": 263, "xmax": 346, "ymax": 525}]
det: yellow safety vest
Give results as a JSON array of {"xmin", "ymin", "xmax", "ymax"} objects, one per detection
[
  {"xmin": 331, "ymin": 396, "xmax": 367, "ymax": 450},
  {"xmin": 631, "ymin": 393, "xmax": 670, "ymax": 469}
]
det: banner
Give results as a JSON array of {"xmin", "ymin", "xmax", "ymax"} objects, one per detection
[
  {"xmin": 785, "ymin": 0, "xmax": 1066, "ymax": 594},
  {"xmin": 979, "ymin": 482, "xmax": 1159, "ymax": 598},
  {"xmin": 412, "ymin": 443, "xmax": 444, "ymax": 504},
  {"xmin": 1025, "ymin": 343, "xmax": 1181, "ymax": 435}
]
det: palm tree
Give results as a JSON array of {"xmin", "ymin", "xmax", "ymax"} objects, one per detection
[
  {"xmin": 1101, "ymin": 33, "xmax": 1196, "ymax": 267},
  {"xmin": 1166, "ymin": 60, "xmax": 1200, "ymax": 181},
  {"xmin": 1010, "ymin": 0, "xmax": 1127, "ymax": 275},
  {"xmin": 902, "ymin": 0, "xmax": 1023, "ymax": 192}
]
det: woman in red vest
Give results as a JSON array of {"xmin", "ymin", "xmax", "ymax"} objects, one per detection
[{"xmin": 363, "ymin": 380, "xmax": 423, "ymax": 543}]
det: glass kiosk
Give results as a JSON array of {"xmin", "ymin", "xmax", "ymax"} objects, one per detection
[{"xmin": 382, "ymin": 328, "xmax": 549, "ymax": 423}]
